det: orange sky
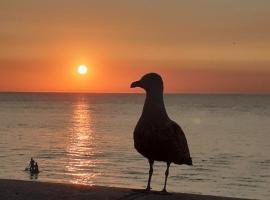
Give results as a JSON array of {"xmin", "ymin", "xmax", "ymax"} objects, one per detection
[{"xmin": 0, "ymin": 0, "xmax": 270, "ymax": 93}]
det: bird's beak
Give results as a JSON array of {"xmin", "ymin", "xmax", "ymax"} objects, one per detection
[{"xmin": 130, "ymin": 80, "xmax": 141, "ymax": 88}]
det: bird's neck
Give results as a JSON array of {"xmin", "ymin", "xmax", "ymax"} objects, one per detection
[{"xmin": 141, "ymin": 91, "xmax": 169, "ymax": 124}]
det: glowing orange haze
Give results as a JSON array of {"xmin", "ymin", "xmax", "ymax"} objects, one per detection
[
  {"xmin": 0, "ymin": 0, "xmax": 270, "ymax": 94},
  {"xmin": 1, "ymin": 59, "xmax": 270, "ymax": 94}
]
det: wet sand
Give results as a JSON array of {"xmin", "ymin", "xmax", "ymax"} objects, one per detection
[{"xmin": 0, "ymin": 179, "xmax": 251, "ymax": 200}]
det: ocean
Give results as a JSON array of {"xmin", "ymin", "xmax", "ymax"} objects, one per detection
[{"xmin": 0, "ymin": 93, "xmax": 269, "ymax": 199}]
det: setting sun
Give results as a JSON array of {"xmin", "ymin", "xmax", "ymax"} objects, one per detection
[{"xmin": 77, "ymin": 65, "xmax": 88, "ymax": 75}]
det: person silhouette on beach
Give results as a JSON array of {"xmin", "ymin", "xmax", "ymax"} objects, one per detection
[
  {"xmin": 29, "ymin": 157, "xmax": 35, "ymax": 172},
  {"xmin": 34, "ymin": 162, "xmax": 39, "ymax": 173}
]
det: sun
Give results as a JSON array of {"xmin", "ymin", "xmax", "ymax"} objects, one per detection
[{"xmin": 77, "ymin": 65, "xmax": 88, "ymax": 75}]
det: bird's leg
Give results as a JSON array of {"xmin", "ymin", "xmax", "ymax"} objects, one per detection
[
  {"xmin": 146, "ymin": 159, "xmax": 154, "ymax": 192},
  {"xmin": 162, "ymin": 162, "xmax": 171, "ymax": 193}
]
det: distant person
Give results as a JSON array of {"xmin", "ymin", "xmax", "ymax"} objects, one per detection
[
  {"xmin": 34, "ymin": 162, "xmax": 39, "ymax": 173},
  {"xmin": 29, "ymin": 157, "xmax": 35, "ymax": 172}
]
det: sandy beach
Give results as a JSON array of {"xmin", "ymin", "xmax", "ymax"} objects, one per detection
[{"xmin": 0, "ymin": 179, "xmax": 252, "ymax": 200}]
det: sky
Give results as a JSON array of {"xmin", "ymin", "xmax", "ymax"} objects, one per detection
[{"xmin": 0, "ymin": 0, "xmax": 270, "ymax": 93}]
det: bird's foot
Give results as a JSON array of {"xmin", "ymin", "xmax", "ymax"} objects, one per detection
[
  {"xmin": 158, "ymin": 188, "xmax": 171, "ymax": 195},
  {"xmin": 131, "ymin": 187, "xmax": 151, "ymax": 194},
  {"xmin": 145, "ymin": 186, "xmax": 152, "ymax": 192}
]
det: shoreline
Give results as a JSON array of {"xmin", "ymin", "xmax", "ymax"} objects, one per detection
[{"xmin": 0, "ymin": 179, "xmax": 252, "ymax": 200}]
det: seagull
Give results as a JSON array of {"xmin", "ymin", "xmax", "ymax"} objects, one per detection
[{"xmin": 130, "ymin": 73, "xmax": 192, "ymax": 193}]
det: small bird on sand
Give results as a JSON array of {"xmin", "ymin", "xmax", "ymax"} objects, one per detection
[{"xmin": 130, "ymin": 73, "xmax": 192, "ymax": 193}]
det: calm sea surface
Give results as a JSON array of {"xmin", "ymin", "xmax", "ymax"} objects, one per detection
[{"xmin": 0, "ymin": 93, "xmax": 269, "ymax": 199}]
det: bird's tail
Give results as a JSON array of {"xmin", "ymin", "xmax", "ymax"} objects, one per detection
[
  {"xmin": 174, "ymin": 157, "xmax": 193, "ymax": 165},
  {"xmin": 186, "ymin": 157, "xmax": 193, "ymax": 166}
]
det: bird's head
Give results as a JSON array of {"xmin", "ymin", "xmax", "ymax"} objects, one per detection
[{"xmin": 130, "ymin": 73, "xmax": 164, "ymax": 93}]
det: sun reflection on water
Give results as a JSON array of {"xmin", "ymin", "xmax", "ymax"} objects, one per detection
[{"xmin": 66, "ymin": 97, "xmax": 98, "ymax": 185}]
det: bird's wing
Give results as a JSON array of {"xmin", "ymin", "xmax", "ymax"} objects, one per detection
[{"xmin": 162, "ymin": 121, "xmax": 192, "ymax": 165}]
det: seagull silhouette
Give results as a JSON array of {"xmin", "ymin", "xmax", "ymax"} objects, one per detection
[{"xmin": 130, "ymin": 73, "xmax": 192, "ymax": 193}]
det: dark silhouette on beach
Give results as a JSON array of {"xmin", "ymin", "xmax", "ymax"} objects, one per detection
[
  {"xmin": 130, "ymin": 73, "xmax": 192, "ymax": 193},
  {"xmin": 34, "ymin": 162, "xmax": 39, "ymax": 174},
  {"xmin": 26, "ymin": 158, "xmax": 39, "ymax": 175},
  {"xmin": 29, "ymin": 157, "xmax": 35, "ymax": 172}
]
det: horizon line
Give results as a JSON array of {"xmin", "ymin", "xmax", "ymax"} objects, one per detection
[{"xmin": 0, "ymin": 91, "xmax": 269, "ymax": 95}]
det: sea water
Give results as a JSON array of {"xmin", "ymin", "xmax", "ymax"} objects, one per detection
[{"xmin": 0, "ymin": 93, "xmax": 269, "ymax": 199}]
